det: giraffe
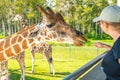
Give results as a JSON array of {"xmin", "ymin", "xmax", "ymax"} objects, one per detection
[
  {"xmin": 29, "ymin": 5, "xmax": 87, "ymax": 46},
  {"xmin": 12, "ymin": 13, "xmax": 76, "ymax": 75},
  {"xmin": 0, "ymin": 21, "xmax": 54, "ymax": 80},
  {"xmin": 0, "ymin": 14, "xmax": 55, "ymax": 80},
  {"xmin": 12, "ymin": 13, "xmax": 78, "ymax": 75},
  {"xmin": 0, "ymin": 39, "xmax": 9, "ymax": 80},
  {"xmin": 0, "ymin": 5, "xmax": 87, "ymax": 80},
  {"xmin": 0, "ymin": 40, "xmax": 24, "ymax": 80},
  {"xmin": 12, "ymin": 14, "xmax": 55, "ymax": 74},
  {"xmin": 12, "ymin": 14, "xmax": 29, "ymax": 29}
]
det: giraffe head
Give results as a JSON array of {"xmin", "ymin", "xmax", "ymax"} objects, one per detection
[
  {"xmin": 12, "ymin": 14, "xmax": 28, "ymax": 29},
  {"xmin": 12, "ymin": 14, "xmax": 23, "ymax": 21},
  {"xmin": 29, "ymin": 5, "xmax": 87, "ymax": 46}
]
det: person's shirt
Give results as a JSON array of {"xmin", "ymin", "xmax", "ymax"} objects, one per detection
[{"xmin": 102, "ymin": 36, "xmax": 120, "ymax": 80}]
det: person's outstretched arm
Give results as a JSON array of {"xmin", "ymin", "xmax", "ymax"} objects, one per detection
[{"xmin": 94, "ymin": 42, "xmax": 112, "ymax": 51}]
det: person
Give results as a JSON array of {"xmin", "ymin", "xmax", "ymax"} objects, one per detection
[{"xmin": 93, "ymin": 5, "xmax": 120, "ymax": 80}]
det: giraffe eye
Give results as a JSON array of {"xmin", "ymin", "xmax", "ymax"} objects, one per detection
[
  {"xmin": 74, "ymin": 30, "xmax": 83, "ymax": 35},
  {"xmin": 46, "ymin": 23, "xmax": 55, "ymax": 28}
]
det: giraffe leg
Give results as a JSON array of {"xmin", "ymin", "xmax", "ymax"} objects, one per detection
[
  {"xmin": 4, "ymin": 61, "xmax": 9, "ymax": 80},
  {"xmin": 31, "ymin": 49, "xmax": 35, "ymax": 74},
  {"xmin": 0, "ymin": 63, "xmax": 1, "ymax": 79},
  {"xmin": 49, "ymin": 47, "xmax": 55, "ymax": 75},
  {"xmin": 48, "ymin": 57, "xmax": 55, "ymax": 75},
  {"xmin": 16, "ymin": 52, "xmax": 25, "ymax": 80},
  {"xmin": 0, "ymin": 61, "xmax": 9, "ymax": 80},
  {"xmin": 0, "ymin": 62, "xmax": 2, "ymax": 80},
  {"xmin": 44, "ymin": 46, "xmax": 55, "ymax": 75}
]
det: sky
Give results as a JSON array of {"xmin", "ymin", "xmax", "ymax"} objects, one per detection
[
  {"xmin": 118, "ymin": 0, "xmax": 120, "ymax": 6},
  {"xmin": 46, "ymin": 0, "xmax": 120, "ymax": 7},
  {"xmin": 46, "ymin": 0, "xmax": 56, "ymax": 7}
]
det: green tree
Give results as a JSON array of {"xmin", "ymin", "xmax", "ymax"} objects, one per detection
[
  {"xmin": 0, "ymin": 0, "xmax": 117, "ymax": 39},
  {"xmin": 54, "ymin": 0, "xmax": 116, "ymax": 39}
]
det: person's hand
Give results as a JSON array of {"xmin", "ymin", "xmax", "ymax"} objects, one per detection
[
  {"xmin": 94, "ymin": 42, "xmax": 111, "ymax": 50},
  {"xmin": 94, "ymin": 42, "xmax": 104, "ymax": 48}
]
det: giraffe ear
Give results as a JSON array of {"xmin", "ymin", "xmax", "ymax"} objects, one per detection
[
  {"xmin": 46, "ymin": 7, "xmax": 55, "ymax": 16},
  {"xmin": 37, "ymin": 5, "xmax": 50, "ymax": 18},
  {"xmin": 55, "ymin": 12, "xmax": 66, "ymax": 24}
]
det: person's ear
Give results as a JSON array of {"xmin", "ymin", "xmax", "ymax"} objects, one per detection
[
  {"xmin": 102, "ymin": 22, "xmax": 109, "ymax": 28},
  {"xmin": 104, "ymin": 22, "xmax": 110, "ymax": 31}
]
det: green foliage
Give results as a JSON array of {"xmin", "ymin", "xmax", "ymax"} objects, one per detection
[
  {"xmin": 54, "ymin": 0, "xmax": 116, "ymax": 39},
  {"xmin": 0, "ymin": 0, "xmax": 117, "ymax": 39},
  {"xmin": 0, "ymin": 35, "xmax": 5, "ymax": 39},
  {"xmin": 0, "ymin": 0, "xmax": 47, "ymax": 20}
]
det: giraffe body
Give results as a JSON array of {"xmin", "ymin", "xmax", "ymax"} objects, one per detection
[
  {"xmin": 30, "ymin": 42, "xmax": 55, "ymax": 75},
  {"xmin": 12, "ymin": 14, "xmax": 55, "ymax": 75},
  {"xmin": 0, "ymin": 14, "xmax": 56, "ymax": 80},
  {"xmin": 0, "ymin": 21, "xmax": 50, "ymax": 80}
]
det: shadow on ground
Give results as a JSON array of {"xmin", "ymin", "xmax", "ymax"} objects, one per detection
[{"xmin": 9, "ymin": 66, "xmax": 71, "ymax": 80}]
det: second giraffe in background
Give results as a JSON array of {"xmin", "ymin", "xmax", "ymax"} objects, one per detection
[{"xmin": 12, "ymin": 14, "xmax": 55, "ymax": 75}]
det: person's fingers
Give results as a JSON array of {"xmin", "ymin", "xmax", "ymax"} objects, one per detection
[{"xmin": 94, "ymin": 42, "xmax": 103, "ymax": 48}]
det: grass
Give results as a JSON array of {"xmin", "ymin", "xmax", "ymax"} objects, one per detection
[{"xmin": 8, "ymin": 39, "xmax": 113, "ymax": 80}]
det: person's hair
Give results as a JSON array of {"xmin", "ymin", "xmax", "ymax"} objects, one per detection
[{"xmin": 101, "ymin": 20, "xmax": 120, "ymax": 28}]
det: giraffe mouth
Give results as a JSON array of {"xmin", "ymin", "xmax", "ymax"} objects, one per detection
[
  {"xmin": 74, "ymin": 40, "xmax": 85, "ymax": 46},
  {"xmin": 73, "ymin": 36, "xmax": 87, "ymax": 46}
]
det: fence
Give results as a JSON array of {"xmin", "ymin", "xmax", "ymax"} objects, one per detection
[{"xmin": 63, "ymin": 51, "xmax": 107, "ymax": 80}]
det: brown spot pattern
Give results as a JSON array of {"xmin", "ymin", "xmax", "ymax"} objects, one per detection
[
  {"xmin": 0, "ymin": 41, "xmax": 4, "ymax": 51},
  {"xmin": 12, "ymin": 36, "xmax": 18, "ymax": 44},
  {"xmin": 5, "ymin": 38, "xmax": 10, "ymax": 48},
  {"xmin": 18, "ymin": 36, "xmax": 23, "ymax": 42},
  {"xmin": 13, "ymin": 44, "xmax": 21, "ymax": 54},
  {"xmin": 22, "ymin": 39, "xmax": 28, "ymax": 49},
  {"xmin": 57, "ymin": 38, "xmax": 64, "ymax": 42},
  {"xmin": 48, "ymin": 34, "xmax": 52, "ymax": 39},
  {"xmin": 5, "ymin": 48, "xmax": 14, "ymax": 57},
  {"xmin": 0, "ymin": 52, "xmax": 6, "ymax": 62},
  {"xmin": 22, "ymin": 31, "xmax": 28, "ymax": 38},
  {"xmin": 38, "ymin": 37, "xmax": 41, "ymax": 41},
  {"xmin": 28, "ymin": 39, "xmax": 34, "ymax": 44},
  {"xmin": 31, "ymin": 43, "xmax": 36, "ymax": 46}
]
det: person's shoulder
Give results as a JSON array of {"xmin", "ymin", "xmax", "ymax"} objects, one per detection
[{"xmin": 113, "ymin": 37, "xmax": 120, "ymax": 48}]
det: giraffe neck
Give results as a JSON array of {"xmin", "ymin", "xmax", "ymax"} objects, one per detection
[
  {"xmin": 20, "ymin": 18, "xmax": 29, "ymax": 29},
  {"xmin": 38, "ymin": 27, "xmax": 73, "ymax": 44},
  {"xmin": 0, "ymin": 24, "xmax": 43, "ymax": 63}
]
